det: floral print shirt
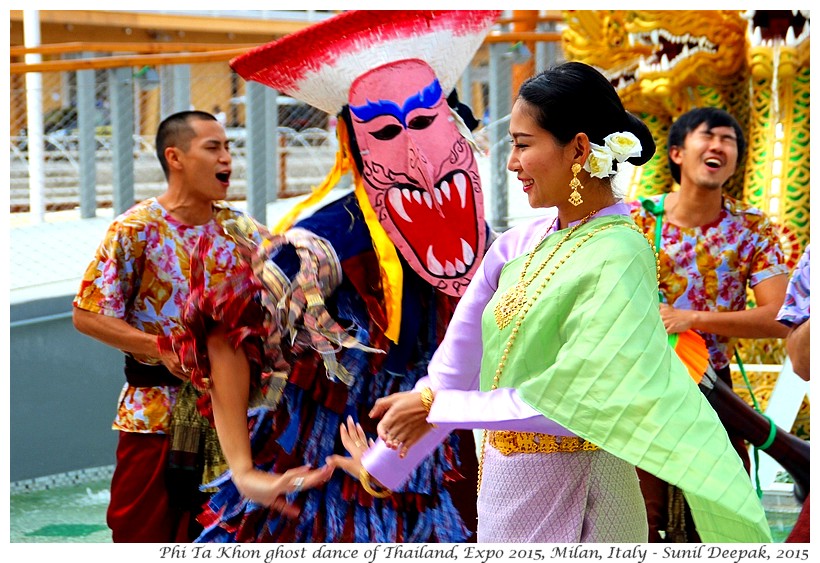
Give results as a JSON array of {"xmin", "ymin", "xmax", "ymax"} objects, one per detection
[
  {"xmin": 777, "ymin": 245, "xmax": 810, "ymax": 328},
  {"xmin": 74, "ymin": 198, "xmax": 259, "ymax": 433},
  {"xmin": 629, "ymin": 194, "xmax": 788, "ymax": 369}
]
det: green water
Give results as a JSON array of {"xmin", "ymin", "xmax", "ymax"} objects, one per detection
[
  {"xmin": 9, "ymin": 477, "xmax": 800, "ymax": 543},
  {"xmin": 10, "ymin": 478, "xmax": 112, "ymax": 543}
]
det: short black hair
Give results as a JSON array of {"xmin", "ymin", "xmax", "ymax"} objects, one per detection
[
  {"xmin": 155, "ymin": 110, "xmax": 217, "ymax": 179},
  {"xmin": 667, "ymin": 107, "xmax": 746, "ymax": 184}
]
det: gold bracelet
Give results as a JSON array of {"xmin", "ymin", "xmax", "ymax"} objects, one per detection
[
  {"xmin": 420, "ymin": 387, "xmax": 435, "ymax": 414},
  {"xmin": 358, "ymin": 466, "xmax": 393, "ymax": 498}
]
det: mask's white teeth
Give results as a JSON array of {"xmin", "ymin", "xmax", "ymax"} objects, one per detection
[
  {"xmin": 454, "ymin": 258, "xmax": 466, "ymax": 274},
  {"xmin": 444, "ymin": 260, "xmax": 456, "ymax": 277},
  {"xmin": 412, "ymin": 190, "xmax": 422, "ymax": 204},
  {"xmin": 461, "ymin": 238, "xmax": 475, "ymax": 266},
  {"xmin": 441, "ymin": 181, "xmax": 451, "ymax": 201},
  {"xmin": 434, "ymin": 187, "xmax": 443, "ymax": 206},
  {"xmin": 454, "ymin": 173, "xmax": 467, "ymax": 209},
  {"xmin": 423, "ymin": 192, "xmax": 433, "ymax": 209},
  {"xmin": 426, "ymin": 245, "xmax": 444, "ymax": 276},
  {"xmin": 402, "ymin": 188, "xmax": 412, "ymax": 201},
  {"xmin": 388, "ymin": 189, "xmax": 413, "ymax": 223}
]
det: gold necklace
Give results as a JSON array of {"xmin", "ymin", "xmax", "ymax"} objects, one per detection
[
  {"xmin": 478, "ymin": 219, "xmax": 648, "ymax": 494},
  {"xmin": 493, "ymin": 209, "xmax": 598, "ymax": 330}
]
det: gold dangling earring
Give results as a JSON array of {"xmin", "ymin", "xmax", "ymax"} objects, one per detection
[{"xmin": 568, "ymin": 163, "xmax": 583, "ymax": 206}]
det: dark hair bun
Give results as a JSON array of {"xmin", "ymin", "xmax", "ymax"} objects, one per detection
[{"xmin": 624, "ymin": 112, "xmax": 655, "ymax": 166}]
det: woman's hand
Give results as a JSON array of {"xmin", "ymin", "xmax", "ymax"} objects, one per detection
[
  {"xmin": 370, "ymin": 391, "xmax": 435, "ymax": 456},
  {"xmin": 325, "ymin": 416, "xmax": 373, "ymax": 477},
  {"xmin": 231, "ymin": 464, "xmax": 332, "ymax": 518}
]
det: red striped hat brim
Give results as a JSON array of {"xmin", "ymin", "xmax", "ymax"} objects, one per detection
[{"xmin": 230, "ymin": 10, "xmax": 501, "ymax": 115}]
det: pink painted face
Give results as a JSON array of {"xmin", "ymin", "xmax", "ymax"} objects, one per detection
[{"xmin": 348, "ymin": 59, "xmax": 486, "ymax": 296}]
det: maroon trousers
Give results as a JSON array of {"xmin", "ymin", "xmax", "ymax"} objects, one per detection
[{"xmin": 107, "ymin": 432, "xmax": 201, "ymax": 542}]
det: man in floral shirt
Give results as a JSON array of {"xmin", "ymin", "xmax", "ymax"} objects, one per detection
[
  {"xmin": 777, "ymin": 244, "xmax": 810, "ymax": 543},
  {"xmin": 628, "ymin": 107, "xmax": 790, "ymax": 542},
  {"xmin": 73, "ymin": 111, "xmax": 263, "ymax": 542}
]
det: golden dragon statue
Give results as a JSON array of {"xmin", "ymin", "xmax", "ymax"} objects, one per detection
[{"xmin": 562, "ymin": 10, "xmax": 810, "ymax": 436}]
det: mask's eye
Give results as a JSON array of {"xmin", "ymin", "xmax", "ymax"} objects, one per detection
[
  {"xmin": 408, "ymin": 114, "xmax": 436, "ymax": 130},
  {"xmin": 370, "ymin": 124, "xmax": 403, "ymax": 141}
]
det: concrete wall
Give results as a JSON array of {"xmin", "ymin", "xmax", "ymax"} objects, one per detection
[{"xmin": 10, "ymin": 293, "xmax": 123, "ymax": 481}]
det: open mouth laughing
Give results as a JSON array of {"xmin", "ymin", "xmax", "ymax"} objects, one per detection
[{"xmin": 704, "ymin": 157, "xmax": 723, "ymax": 170}]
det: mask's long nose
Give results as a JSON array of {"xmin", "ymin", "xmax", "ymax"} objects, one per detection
[{"xmin": 406, "ymin": 136, "xmax": 446, "ymax": 218}]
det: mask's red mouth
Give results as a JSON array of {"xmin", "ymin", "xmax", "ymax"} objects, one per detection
[{"xmin": 385, "ymin": 170, "xmax": 479, "ymax": 278}]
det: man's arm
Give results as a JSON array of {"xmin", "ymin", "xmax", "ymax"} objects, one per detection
[
  {"xmin": 72, "ymin": 306, "xmax": 186, "ymax": 378},
  {"xmin": 660, "ymin": 275, "xmax": 790, "ymax": 339},
  {"xmin": 786, "ymin": 319, "xmax": 810, "ymax": 380}
]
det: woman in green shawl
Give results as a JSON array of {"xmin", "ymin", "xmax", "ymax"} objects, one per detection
[{"xmin": 328, "ymin": 61, "xmax": 772, "ymax": 544}]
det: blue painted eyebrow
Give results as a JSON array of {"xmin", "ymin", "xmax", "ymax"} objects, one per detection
[{"xmin": 349, "ymin": 79, "xmax": 442, "ymax": 127}]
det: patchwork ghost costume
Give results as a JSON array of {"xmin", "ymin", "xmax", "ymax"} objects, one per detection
[{"xmin": 175, "ymin": 10, "xmax": 500, "ymax": 542}]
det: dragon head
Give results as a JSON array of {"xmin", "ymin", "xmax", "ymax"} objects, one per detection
[
  {"xmin": 562, "ymin": 10, "xmax": 748, "ymax": 116},
  {"xmin": 745, "ymin": 10, "xmax": 810, "ymax": 80}
]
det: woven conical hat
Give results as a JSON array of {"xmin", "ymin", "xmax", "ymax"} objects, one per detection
[{"xmin": 231, "ymin": 10, "xmax": 501, "ymax": 115}]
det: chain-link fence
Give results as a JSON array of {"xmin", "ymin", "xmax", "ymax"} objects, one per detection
[{"xmin": 10, "ymin": 58, "xmax": 340, "ymax": 213}]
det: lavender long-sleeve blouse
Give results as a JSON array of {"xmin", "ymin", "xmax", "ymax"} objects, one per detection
[{"xmin": 363, "ymin": 203, "xmax": 631, "ymax": 490}]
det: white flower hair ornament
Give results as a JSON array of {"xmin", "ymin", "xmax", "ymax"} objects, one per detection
[{"xmin": 583, "ymin": 131, "xmax": 642, "ymax": 179}]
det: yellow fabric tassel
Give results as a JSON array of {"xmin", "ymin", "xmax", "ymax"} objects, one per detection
[
  {"xmin": 352, "ymin": 166, "xmax": 403, "ymax": 344},
  {"xmin": 272, "ymin": 118, "xmax": 403, "ymax": 344}
]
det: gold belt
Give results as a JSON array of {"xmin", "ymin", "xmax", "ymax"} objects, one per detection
[{"xmin": 488, "ymin": 430, "xmax": 598, "ymax": 456}]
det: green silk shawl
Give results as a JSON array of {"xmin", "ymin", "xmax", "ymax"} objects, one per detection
[{"xmin": 481, "ymin": 215, "xmax": 771, "ymax": 543}]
